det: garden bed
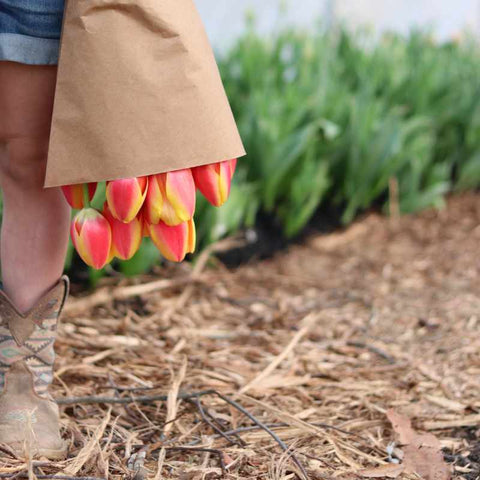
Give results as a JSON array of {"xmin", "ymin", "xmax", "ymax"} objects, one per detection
[{"xmin": 1, "ymin": 193, "xmax": 478, "ymax": 479}]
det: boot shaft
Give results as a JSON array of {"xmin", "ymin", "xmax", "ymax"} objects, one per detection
[{"xmin": 0, "ymin": 277, "xmax": 69, "ymax": 396}]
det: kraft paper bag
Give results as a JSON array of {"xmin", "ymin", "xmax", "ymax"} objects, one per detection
[{"xmin": 45, "ymin": 0, "xmax": 245, "ymax": 188}]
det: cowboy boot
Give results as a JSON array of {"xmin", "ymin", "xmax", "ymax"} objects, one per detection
[{"xmin": 0, "ymin": 276, "xmax": 69, "ymax": 459}]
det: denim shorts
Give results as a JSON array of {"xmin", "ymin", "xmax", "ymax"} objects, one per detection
[{"xmin": 0, "ymin": 0, "xmax": 65, "ymax": 65}]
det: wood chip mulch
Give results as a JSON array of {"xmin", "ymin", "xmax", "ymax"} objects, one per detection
[{"xmin": 1, "ymin": 193, "xmax": 478, "ymax": 480}]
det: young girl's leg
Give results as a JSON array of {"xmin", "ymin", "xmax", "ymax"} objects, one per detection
[
  {"xmin": 0, "ymin": 60, "xmax": 71, "ymax": 458},
  {"xmin": 0, "ymin": 61, "xmax": 70, "ymax": 312}
]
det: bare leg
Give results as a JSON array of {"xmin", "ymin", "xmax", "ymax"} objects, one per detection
[{"xmin": 0, "ymin": 61, "xmax": 70, "ymax": 313}]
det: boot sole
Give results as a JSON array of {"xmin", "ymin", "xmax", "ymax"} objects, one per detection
[
  {"xmin": 5, "ymin": 442, "xmax": 68, "ymax": 460},
  {"xmin": 35, "ymin": 446, "xmax": 68, "ymax": 460}
]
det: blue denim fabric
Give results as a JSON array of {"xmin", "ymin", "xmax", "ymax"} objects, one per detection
[{"xmin": 0, "ymin": 0, "xmax": 65, "ymax": 65}]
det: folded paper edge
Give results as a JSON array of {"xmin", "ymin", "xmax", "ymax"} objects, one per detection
[{"xmin": 43, "ymin": 149, "xmax": 246, "ymax": 188}]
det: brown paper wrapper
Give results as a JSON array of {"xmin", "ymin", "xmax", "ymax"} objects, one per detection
[{"xmin": 45, "ymin": 0, "xmax": 245, "ymax": 188}]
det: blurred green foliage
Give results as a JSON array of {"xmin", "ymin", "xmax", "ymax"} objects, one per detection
[
  {"xmin": 70, "ymin": 25, "xmax": 480, "ymax": 276},
  {"xmin": 214, "ymin": 26, "xmax": 480, "ymax": 234}
]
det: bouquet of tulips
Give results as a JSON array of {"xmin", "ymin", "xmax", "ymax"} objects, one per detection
[{"xmin": 62, "ymin": 159, "xmax": 237, "ymax": 269}]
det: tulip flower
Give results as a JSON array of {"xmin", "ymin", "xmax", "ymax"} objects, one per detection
[
  {"xmin": 71, "ymin": 208, "xmax": 112, "ymax": 269},
  {"xmin": 103, "ymin": 205, "xmax": 143, "ymax": 261},
  {"xmin": 106, "ymin": 176, "xmax": 148, "ymax": 223},
  {"xmin": 148, "ymin": 218, "xmax": 196, "ymax": 262},
  {"xmin": 61, "ymin": 183, "xmax": 97, "ymax": 209},
  {"xmin": 192, "ymin": 159, "xmax": 237, "ymax": 207},
  {"xmin": 144, "ymin": 169, "xmax": 196, "ymax": 226}
]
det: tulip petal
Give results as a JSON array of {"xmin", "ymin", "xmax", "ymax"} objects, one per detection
[
  {"xmin": 148, "ymin": 219, "xmax": 195, "ymax": 262},
  {"xmin": 186, "ymin": 218, "xmax": 196, "ymax": 254},
  {"xmin": 140, "ymin": 212, "xmax": 150, "ymax": 238},
  {"xmin": 148, "ymin": 221, "xmax": 186, "ymax": 262},
  {"xmin": 192, "ymin": 164, "xmax": 220, "ymax": 206},
  {"xmin": 62, "ymin": 183, "xmax": 97, "ymax": 209},
  {"xmin": 144, "ymin": 175, "xmax": 164, "ymax": 224},
  {"xmin": 104, "ymin": 205, "xmax": 143, "ymax": 260},
  {"xmin": 164, "ymin": 169, "xmax": 196, "ymax": 225},
  {"xmin": 144, "ymin": 171, "xmax": 196, "ymax": 226},
  {"xmin": 192, "ymin": 161, "xmax": 234, "ymax": 207},
  {"xmin": 106, "ymin": 177, "xmax": 148, "ymax": 223},
  {"xmin": 71, "ymin": 208, "xmax": 112, "ymax": 269},
  {"xmin": 79, "ymin": 220, "xmax": 111, "ymax": 268},
  {"xmin": 218, "ymin": 161, "xmax": 232, "ymax": 205},
  {"xmin": 229, "ymin": 158, "xmax": 238, "ymax": 179},
  {"xmin": 106, "ymin": 247, "xmax": 116, "ymax": 265}
]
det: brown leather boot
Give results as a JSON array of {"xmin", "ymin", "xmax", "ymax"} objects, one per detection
[{"xmin": 0, "ymin": 276, "xmax": 69, "ymax": 459}]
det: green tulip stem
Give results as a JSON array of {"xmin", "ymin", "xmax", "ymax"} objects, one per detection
[{"xmin": 82, "ymin": 184, "xmax": 91, "ymax": 208}]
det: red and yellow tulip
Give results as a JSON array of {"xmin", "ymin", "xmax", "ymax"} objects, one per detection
[
  {"xmin": 103, "ymin": 205, "xmax": 143, "ymax": 261},
  {"xmin": 106, "ymin": 176, "xmax": 148, "ymax": 223},
  {"xmin": 68, "ymin": 160, "xmax": 238, "ymax": 268},
  {"xmin": 192, "ymin": 158, "xmax": 237, "ymax": 207},
  {"xmin": 61, "ymin": 183, "xmax": 97, "ymax": 209},
  {"xmin": 70, "ymin": 208, "xmax": 112, "ymax": 269},
  {"xmin": 148, "ymin": 218, "xmax": 196, "ymax": 262},
  {"xmin": 144, "ymin": 169, "xmax": 196, "ymax": 226}
]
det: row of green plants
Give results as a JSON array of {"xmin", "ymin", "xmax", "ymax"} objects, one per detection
[{"xmin": 78, "ymin": 25, "xmax": 480, "ymax": 277}]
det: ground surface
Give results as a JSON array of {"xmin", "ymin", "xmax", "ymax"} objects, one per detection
[{"xmin": 1, "ymin": 194, "xmax": 479, "ymax": 480}]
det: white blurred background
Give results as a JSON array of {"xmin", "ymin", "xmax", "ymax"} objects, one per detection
[{"xmin": 195, "ymin": 0, "xmax": 480, "ymax": 47}]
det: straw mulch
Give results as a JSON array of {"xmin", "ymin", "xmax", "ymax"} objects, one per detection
[{"xmin": 1, "ymin": 194, "xmax": 479, "ymax": 480}]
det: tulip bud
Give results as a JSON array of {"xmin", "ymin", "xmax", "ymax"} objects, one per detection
[
  {"xmin": 103, "ymin": 205, "xmax": 143, "ymax": 261},
  {"xmin": 148, "ymin": 218, "xmax": 196, "ymax": 262},
  {"xmin": 71, "ymin": 208, "xmax": 112, "ymax": 269},
  {"xmin": 61, "ymin": 183, "xmax": 97, "ymax": 209},
  {"xmin": 144, "ymin": 169, "xmax": 196, "ymax": 226},
  {"xmin": 106, "ymin": 177, "xmax": 148, "ymax": 223},
  {"xmin": 192, "ymin": 159, "xmax": 237, "ymax": 207}
]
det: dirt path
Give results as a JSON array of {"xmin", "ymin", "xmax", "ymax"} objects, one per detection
[{"xmin": 4, "ymin": 194, "xmax": 479, "ymax": 479}]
